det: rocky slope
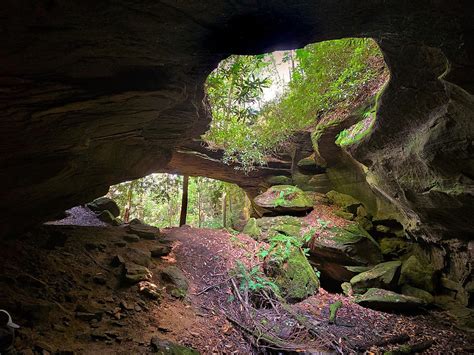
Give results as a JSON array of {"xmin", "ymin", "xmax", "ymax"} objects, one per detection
[{"xmin": 1, "ymin": 1, "xmax": 473, "ymax": 243}]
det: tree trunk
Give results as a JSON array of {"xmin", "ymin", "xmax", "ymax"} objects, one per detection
[
  {"xmin": 124, "ymin": 181, "xmax": 135, "ymax": 223},
  {"xmin": 222, "ymin": 192, "xmax": 227, "ymax": 228},
  {"xmin": 179, "ymin": 175, "xmax": 189, "ymax": 226},
  {"xmin": 198, "ymin": 192, "xmax": 202, "ymax": 228}
]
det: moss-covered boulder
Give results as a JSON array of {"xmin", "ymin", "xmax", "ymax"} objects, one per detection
[
  {"xmin": 399, "ymin": 255, "xmax": 435, "ymax": 292},
  {"xmin": 160, "ymin": 266, "xmax": 189, "ymax": 298},
  {"xmin": 379, "ymin": 237, "xmax": 410, "ymax": 256},
  {"xmin": 243, "ymin": 218, "xmax": 261, "ymax": 238},
  {"xmin": 256, "ymin": 216, "xmax": 307, "ymax": 241},
  {"xmin": 254, "ymin": 185, "xmax": 313, "ymax": 213},
  {"xmin": 326, "ymin": 190, "xmax": 363, "ymax": 214},
  {"xmin": 440, "ymin": 277, "xmax": 469, "ymax": 306},
  {"xmin": 433, "ymin": 295, "xmax": 474, "ymax": 332},
  {"xmin": 264, "ymin": 249, "xmax": 319, "ymax": 303},
  {"xmin": 307, "ymin": 222, "xmax": 382, "ymax": 282},
  {"xmin": 355, "ymin": 288, "xmax": 426, "ymax": 311},
  {"xmin": 334, "ymin": 210, "xmax": 354, "ymax": 220},
  {"xmin": 350, "ymin": 261, "xmax": 401, "ymax": 294},
  {"xmin": 401, "ymin": 284, "xmax": 434, "ymax": 304},
  {"xmin": 97, "ymin": 210, "xmax": 116, "ymax": 224},
  {"xmin": 87, "ymin": 197, "xmax": 120, "ymax": 217},
  {"xmin": 341, "ymin": 282, "xmax": 353, "ymax": 296},
  {"xmin": 122, "ymin": 263, "xmax": 152, "ymax": 284},
  {"xmin": 126, "ymin": 222, "xmax": 161, "ymax": 240}
]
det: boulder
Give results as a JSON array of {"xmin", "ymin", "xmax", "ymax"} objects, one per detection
[
  {"xmin": 433, "ymin": 295, "xmax": 474, "ymax": 332},
  {"xmin": 160, "ymin": 266, "xmax": 189, "ymax": 298},
  {"xmin": 97, "ymin": 210, "xmax": 116, "ymax": 224},
  {"xmin": 87, "ymin": 197, "xmax": 120, "ymax": 217},
  {"xmin": 138, "ymin": 281, "xmax": 162, "ymax": 300},
  {"xmin": 256, "ymin": 216, "xmax": 306, "ymax": 241},
  {"xmin": 122, "ymin": 263, "xmax": 152, "ymax": 284},
  {"xmin": 243, "ymin": 218, "xmax": 261, "ymax": 238},
  {"xmin": 150, "ymin": 337, "xmax": 199, "ymax": 354},
  {"xmin": 264, "ymin": 249, "xmax": 319, "ymax": 303},
  {"xmin": 254, "ymin": 185, "xmax": 313, "ymax": 214},
  {"xmin": 326, "ymin": 190, "xmax": 363, "ymax": 214},
  {"xmin": 122, "ymin": 248, "xmax": 152, "ymax": 267},
  {"xmin": 355, "ymin": 288, "xmax": 427, "ymax": 311},
  {"xmin": 341, "ymin": 282, "xmax": 353, "ymax": 296},
  {"xmin": 379, "ymin": 237, "xmax": 410, "ymax": 256},
  {"xmin": 399, "ymin": 255, "xmax": 435, "ymax": 292},
  {"xmin": 304, "ymin": 191, "xmax": 330, "ymax": 206},
  {"xmin": 401, "ymin": 284, "xmax": 434, "ymax": 304},
  {"xmin": 151, "ymin": 245, "xmax": 172, "ymax": 258},
  {"xmin": 127, "ymin": 223, "xmax": 160, "ymax": 240},
  {"xmin": 350, "ymin": 261, "xmax": 401, "ymax": 294},
  {"xmin": 440, "ymin": 277, "xmax": 469, "ymax": 306},
  {"xmin": 307, "ymin": 222, "xmax": 382, "ymax": 282}
]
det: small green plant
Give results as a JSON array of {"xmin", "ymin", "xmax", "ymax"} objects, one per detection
[
  {"xmin": 231, "ymin": 261, "xmax": 279, "ymax": 293},
  {"xmin": 258, "ymin": 228, "xmax": 315, "ymax": 261},
  {"xmin": 317, "ymin": 219, "xmax": 330, "ymax": 229},
  {"xmin": 230, "ymin": 235, "xmax": 246, "ymax": 249},
  {"xmin": 258, "ymin": 233, "xmax": 301, "ymax": 261},
  {"xmin": 273, "ymin": 191, "xmax": 287, "ymax": 207},
  {"xmin": 329, "ymin": 300, "xmax": 343, "ymax": 324},
  {"xmin": 273, "ymin": 186, "xmax": 299, "ymax": 207}
]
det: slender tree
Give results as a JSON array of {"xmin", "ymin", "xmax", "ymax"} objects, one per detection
[{"xmin": 179, "ymin": 174, "xmax": 189, "ymax": 226}]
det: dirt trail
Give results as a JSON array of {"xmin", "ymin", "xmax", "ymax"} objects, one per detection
[{"xmin": 0, "ymin": 221, "xmax": 472, "ymax": 354}]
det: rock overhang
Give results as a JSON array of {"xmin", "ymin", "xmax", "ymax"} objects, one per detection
[{"xmin": 0, "ymin": 1, "xmax": 473, "ymax": 240}]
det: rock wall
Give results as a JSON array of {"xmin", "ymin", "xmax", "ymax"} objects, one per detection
[{"xmin": 1, "ymin": 0, "xmax": 473, "ymax": 240}]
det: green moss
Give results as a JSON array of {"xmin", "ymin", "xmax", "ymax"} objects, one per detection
[
  {"xmin": 329, "ymin": 301, "xmax": 343, "ymax": 324},
  {"xmin": 326, "ymin": 190, "xmax": 362, "ymax": 213},
  {"xmin": 257, "ymin": 216, "xmax": 305, "ymax": 240},
  {"xmin": 272, "ymin": 249, "xmax": 320, "ymax": 302},
  {"xmin": 334, "ymin": 209, "xmax": 354, "ymax": 220},
  {"xmin": 341, "ymin": 282, "xmax": 353, "ymax": 296},
  {"xmin": 297, "ymin": 155, "xmax": 318, "ymax": 168},
  {"xmin": 332, "ymin": 223, "xmax": 379, "ymax": 248},
  {"xmin": 350, "ymin": 261, "xmax": 401, "ymax": 294},
  {"xmin": 401, "ymin": 284, "xmax": 434, "ymax": 304},
  {"xmin": 399, "ymin": 255, "xmax": 435, "ymax": 293},
  {"xmin": 355, "ymin": 288, "xmax": 426, "ymax": 311},
  {"xmin": 243, "ymin": 218, "xmax": 261, "ymax": 238},
  {"xmin": 379, "ymin": 237, "xmax": 409, "ymax": 255},
  {"xmin": 266, "ymin": 175, "xmax": 293, "ymax": 185},
  {"xmin": 255, "ymin": 185, "xmax": 313, "ymax": 210}
]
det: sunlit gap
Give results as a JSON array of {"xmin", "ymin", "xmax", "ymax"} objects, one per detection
[
  {"xmin": 107, "ymin": 173, "xmax": 249, "ymax": 230},
  {"xmin": 203, "ymin": 38, "xmax": 388, "ymax": 171}
]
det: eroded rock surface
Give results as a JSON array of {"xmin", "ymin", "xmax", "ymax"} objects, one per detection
[{"xmin": 1, "ymin": 1, "xmax": 473, "ymax": 242}]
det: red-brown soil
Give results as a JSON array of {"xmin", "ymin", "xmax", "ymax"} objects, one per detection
[{"xmin": 0, "ymin": 217, "xmax": 472, "ymax": 354}]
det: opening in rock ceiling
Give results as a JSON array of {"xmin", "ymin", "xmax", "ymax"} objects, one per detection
[{"xmin": 203, "ymin": 38, "xmax": 388, "ymax": 172}]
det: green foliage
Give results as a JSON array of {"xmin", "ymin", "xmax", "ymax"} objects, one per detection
[
  {"xmin": 108, "ymin": 174, "xmax": 247, "ymax": 228},
  {"xmin": 258, "ymin": 231, "xmax": 311, "ymax": 261},
  {"xmin": 231, "ymin": 261, "xmax": 279, "ymax": 294},
  {"xmin": 205, "ymin": 38, "xmax": 383, "ymax": 170},
  {"xmin": 316, "ymin": 218, "xmax": 331, "ymax": 230},
  {"xmin": 272, "ymin": 186, "xmax": 299, "ymax": 207}
]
